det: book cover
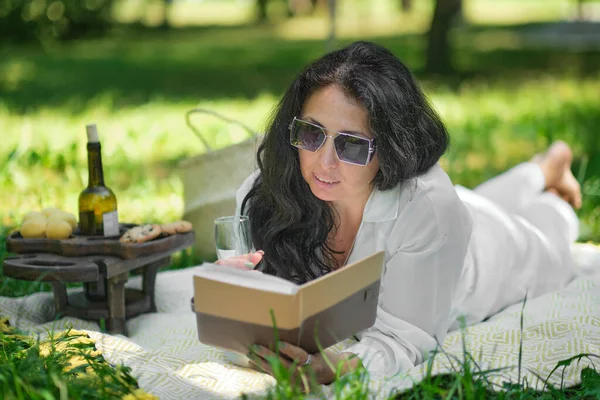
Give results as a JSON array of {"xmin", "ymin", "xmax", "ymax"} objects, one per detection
[{"xmin": 192, "ymin": 251, "xmax": 384, "ymax": 355}]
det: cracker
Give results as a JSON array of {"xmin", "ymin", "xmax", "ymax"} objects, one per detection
[
  {"xmin": 160, "ymin": 220, "xmax": 193, "ymax": 235},
  {"xmin": 119, "ymin": 224, "xmax": 162, "ymax": 243}
]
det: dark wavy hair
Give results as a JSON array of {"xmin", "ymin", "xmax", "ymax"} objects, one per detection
[{"xmin": 242, "ymin": 41, "xmax": 449, "ymax": 284}]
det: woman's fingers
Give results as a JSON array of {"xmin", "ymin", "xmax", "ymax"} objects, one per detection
[
  {"xmin": 247, "ymin": 343, "xmax": 324, "ymax": 389},
  {"xmin": 250, "ymin": 250, "xmax": 265, "ymax": 266},
  {"xmin": 247, "ymin": 352, "xmax": 274, "ymax": 374},
  {"xmin": 248, "ymin": 343, "xmax": 308, "ymax": 369},
  {"xmin": 214, "ymin": 258, "xmax": 253, "ymax": 270},
  {"xmin": 276, "ymin": 342, "xmax": 310, "ymax": 366},
  {"xmin": 248, "ymin": 344, "xmax": 292, "ymax": 370},
  {"xmin": 214, "ymin": 251, "xmax": 264, "ymax": 270},
  {"xmin": 251, "ymin": 250, "xmax": 265, "ymax": 265}
]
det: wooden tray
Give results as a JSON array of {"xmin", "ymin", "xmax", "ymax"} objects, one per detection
[{"xmin": 6, "ymin": 224, "xmax": 196, "ymax": 259}]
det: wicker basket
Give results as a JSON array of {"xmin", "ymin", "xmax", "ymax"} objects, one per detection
[{"xmin": 178, "ymin": 108, "xmax": 261, "ymax": 259}]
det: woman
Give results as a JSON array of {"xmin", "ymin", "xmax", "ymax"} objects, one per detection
[{"xmin": 221, "ymin": 41, "xmax": 582, "ymax": 384}]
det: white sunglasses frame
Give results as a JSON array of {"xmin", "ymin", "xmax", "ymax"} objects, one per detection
[{"xmin": 288, "ymin": 117, "xmax": 376, "ymax": 166}]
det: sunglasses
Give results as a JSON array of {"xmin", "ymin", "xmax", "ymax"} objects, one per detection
[{"xmin": 289, "ymin": 117, "xmax": 376, "ymax": 166}]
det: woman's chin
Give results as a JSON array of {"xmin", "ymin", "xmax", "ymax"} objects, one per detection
[{"xmin": 309, "ymin": 185, "xmax": 340, "ymax": 202}]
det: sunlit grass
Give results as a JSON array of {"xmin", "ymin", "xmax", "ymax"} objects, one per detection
[
  {"xmin": 0, "ymin": 321, "xmax": 157, "ymax": 399},
  {"xmin": 465, "ymin": 0, "xmax": 574, "ymax": 26},
  {"xmin": 0, "ymin": 3, "xmax": 598, "ymax": 274},
  {"xmin": 112, "ymin": 0, "xmax": 577, "ymax": 41},
  {"xmin": 2, "ymin": 70, "xmax": 598, "ymax": 240},
  {"xmin": 114, "ymin": 0, "xmax": 254, "ymax": 27},
  {"xmin": 1, "ymin": 91, "xmax": 277, "ymax": 227}
]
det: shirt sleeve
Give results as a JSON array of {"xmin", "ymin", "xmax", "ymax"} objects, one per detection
[{"xmin": 344, "ymin": 180, "xmax": 473, "ymax": 377}]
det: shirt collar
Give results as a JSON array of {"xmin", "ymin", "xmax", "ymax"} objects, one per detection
[{"xmin": 363, "ymin": 186, "xmax": 400, "ymax": 222}]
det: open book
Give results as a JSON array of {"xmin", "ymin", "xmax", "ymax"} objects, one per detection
[{"xmin": 192, "ymin": 251, "xmax": 384, "ymax": 355}]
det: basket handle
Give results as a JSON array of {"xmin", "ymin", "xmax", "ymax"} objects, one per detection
[{"xmin": 185, "ymin": 108, "xmax": 259, "ymax": 152}]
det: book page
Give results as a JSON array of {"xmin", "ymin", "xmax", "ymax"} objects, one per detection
[{"xmin": 194, "ymin": 263, "xmax": 299, "ymax": 295}]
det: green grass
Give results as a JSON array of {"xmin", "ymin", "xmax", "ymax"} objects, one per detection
[
  {"xmin": 2, "ymin": 306, "xmax": 597, "ymax": 399},
  {"xmin": 246, "ymin": 316, "xmax": 600, "ymax": 399},
  {"xmin": 0, "ymin": 320, "xmax": 156, "ymax": 399},
  {"xmin": 1, "ymin": 0, "xmax": 599, "ymax": 397},
  {"xmin": 1, "ymin": 25, "xmax": 598, "ymax": 251}
]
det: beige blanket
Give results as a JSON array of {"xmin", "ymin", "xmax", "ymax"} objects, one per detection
[{"xmin": 1, "ymin": 243, "xmax": 599, "ymax": 399}]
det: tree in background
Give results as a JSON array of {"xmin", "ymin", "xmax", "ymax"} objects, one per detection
[
  {"xmin": 256, "ymin": 0, "xmax": 293, "ymax": 22},
  {"xmin": 325, "ymin": 0, "xmax": 336, "ymax": 52},
  {"xmin": 399, "ymin": 0, "xmax": 412, "ymax": 13},
  {"xmin": 576, "ymin": 0, "xmax": 597, "ymax": 20},
  {"xmin": 425, "ymin": 0, "xmax": 463, "ymax": 74},
  {"xmin": 0, "ymin": 0, "xmax": 114, "ymax": 43},
  {"xmin": 159, "ymin": 0, "xmax": 174, "ymax": 29},
  {"xmin": 257, "ymin": 0, "xmax": 269, "ymax": 22},
  {"xmin": 256, "ymin": 0, "xmax": 321, "ymax": 22}
]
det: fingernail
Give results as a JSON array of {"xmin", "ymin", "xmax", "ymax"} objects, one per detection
[
  {"xmin": 244, "ymin": 261, "xmax": 255, "ymax": 269},
  {"xmin": 257, "ymin": 250, "xmax": 265, "ymax": 255}
]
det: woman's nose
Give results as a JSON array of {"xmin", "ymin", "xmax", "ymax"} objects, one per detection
[{"xmin": 319, "ymin": 136, "xmax": 338, "ymax": 169}]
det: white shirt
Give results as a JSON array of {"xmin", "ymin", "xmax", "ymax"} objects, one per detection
[
  {"xmin": 235, "ymin": 162, "xmax": 577, "ymax": 378},
  {"xmin": 332, "ymin": 164, "xmax": 474, "ymax": 377}
]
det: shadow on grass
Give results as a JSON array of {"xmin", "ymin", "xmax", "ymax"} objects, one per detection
[{"xmin": 1, "ymin": 22, "xmax": 600, "ymax": 113}]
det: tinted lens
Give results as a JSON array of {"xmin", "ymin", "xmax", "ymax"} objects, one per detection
[
  {"xmin": 290, "ymin": 120, "xmax": 325, "ymax": 151},
  {"xmin": 334, "ymin": 134, "xmax": 371, "ymax": 165}
]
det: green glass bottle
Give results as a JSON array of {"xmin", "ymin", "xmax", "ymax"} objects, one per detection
[{"xmin": 78, "ymin": 124, "xmax": 119, "ymax": 237}]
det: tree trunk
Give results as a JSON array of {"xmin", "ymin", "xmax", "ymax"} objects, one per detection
[
  {"xmin": 286, "ymin": 0, "xmax": 297, "ymax": 17},
  {"xmin": 159, "ymin": 0, "xmax": 171, "ymax": 29},
  {"xmin": 400, "ymin": 0, "xmax": 412, "ymax": 12},
  {"xmin": 257, "ymin": 0, "xmax": 269, "ymax": 23},
  {"xmin": 576, "ymin": 0, "xmax": 585, "ymax": 21},
  {"xmin": 425, "ymin": 0, "xmax": 462, "ymax": 74},
  {"xmin": 326, "ymin": 0, "xmax": 336, "ymax": 52}
]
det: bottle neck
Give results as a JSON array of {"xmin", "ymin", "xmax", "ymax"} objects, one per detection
[{"xmin": 87, "ymin": 142, "xmax": 105, "ymax": 186}]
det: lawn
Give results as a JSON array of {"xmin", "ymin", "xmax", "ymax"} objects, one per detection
[
  {"xmin": 0, "ymin": 1, "xmax": 599, "ymax": 289},
  {"xmin": 0, "ymin": 0, "xmax": 599, "ymax": 397},
  {"xmin": 2, "ymin": 24, "xmax": 598, "ymax": 250}
]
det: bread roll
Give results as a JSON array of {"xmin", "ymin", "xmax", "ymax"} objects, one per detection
[
  {"xmin": 56, "ymin": 211, "xmax": 78, "ymax": 230},
  {"xmin": 42, "ymin": 207, "xmax": 63, "ymax": 218},
  {"xmin": 46, "ymin": 218, "xmax": 73, "ymax": 240},
  {"xmin": 23, "ymin": 211, "xmax": 46, "ymax": 222},
  {"xmin": 21, "ymin": 219, "xmax": 47, "ymax": 238}
]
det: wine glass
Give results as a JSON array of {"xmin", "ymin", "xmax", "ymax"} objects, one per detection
[
  {"xmin": 214, "ymin": 215, "xmax": 254, "ymax": 260},
  {"xmin": 215, "ymin": 215, "xmax": 255, "ymax": 368},
  {"xmin": 213, "ymin": 215, "xmax": 255, "ymax": 367}
]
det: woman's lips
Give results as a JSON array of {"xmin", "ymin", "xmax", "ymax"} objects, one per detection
[{"xmin": 313, "ymin": 173, "xmax": 340, "ymax": 188}]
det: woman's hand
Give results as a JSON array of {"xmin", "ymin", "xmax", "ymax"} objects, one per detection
[
  {"xmin": 215, "ymin": 250, "xmax": 264, "ymax": 270},
  {"xmin": 247, "ymin": 341, "xmax": 360, "ymax": 387}
]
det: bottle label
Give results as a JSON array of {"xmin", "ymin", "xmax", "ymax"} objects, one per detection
[{"xmin": 102, "ymin": 210, "xmax": 119, "ymax": 237}]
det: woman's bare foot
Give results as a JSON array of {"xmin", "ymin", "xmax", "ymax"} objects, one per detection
[
  {"xmin": 556, "ymin": 167, "xmax": 582, "ymax": 209},
  {"xmin": 532, "ymin": 141, "xmax": 582, "ymax": 209}
]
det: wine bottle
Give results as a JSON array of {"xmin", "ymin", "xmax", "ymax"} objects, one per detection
[{"xmin": 78, "ymin": 124, "xmax": 119, "ymax": 237}]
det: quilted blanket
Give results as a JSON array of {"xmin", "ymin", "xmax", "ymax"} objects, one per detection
[{"xmin": 1, "ymin": 243, "xmax": 599, "ymax": 399}]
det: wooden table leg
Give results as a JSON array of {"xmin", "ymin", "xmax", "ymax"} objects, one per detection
[
  {"xmin": 106, "ymin": 272, "xmax": 129, "ymax": 335},
  {"xmin": 142, "ymin": 256, "xmax": 171, "ymax": 313},
  {"xmin": 51, "ymin": 282, "xmax": 69, "ymax": 318}
]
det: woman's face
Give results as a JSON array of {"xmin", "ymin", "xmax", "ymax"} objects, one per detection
[{"xmin": 297, "ymin": 85, "xmax": 379, "ymax": 208}]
